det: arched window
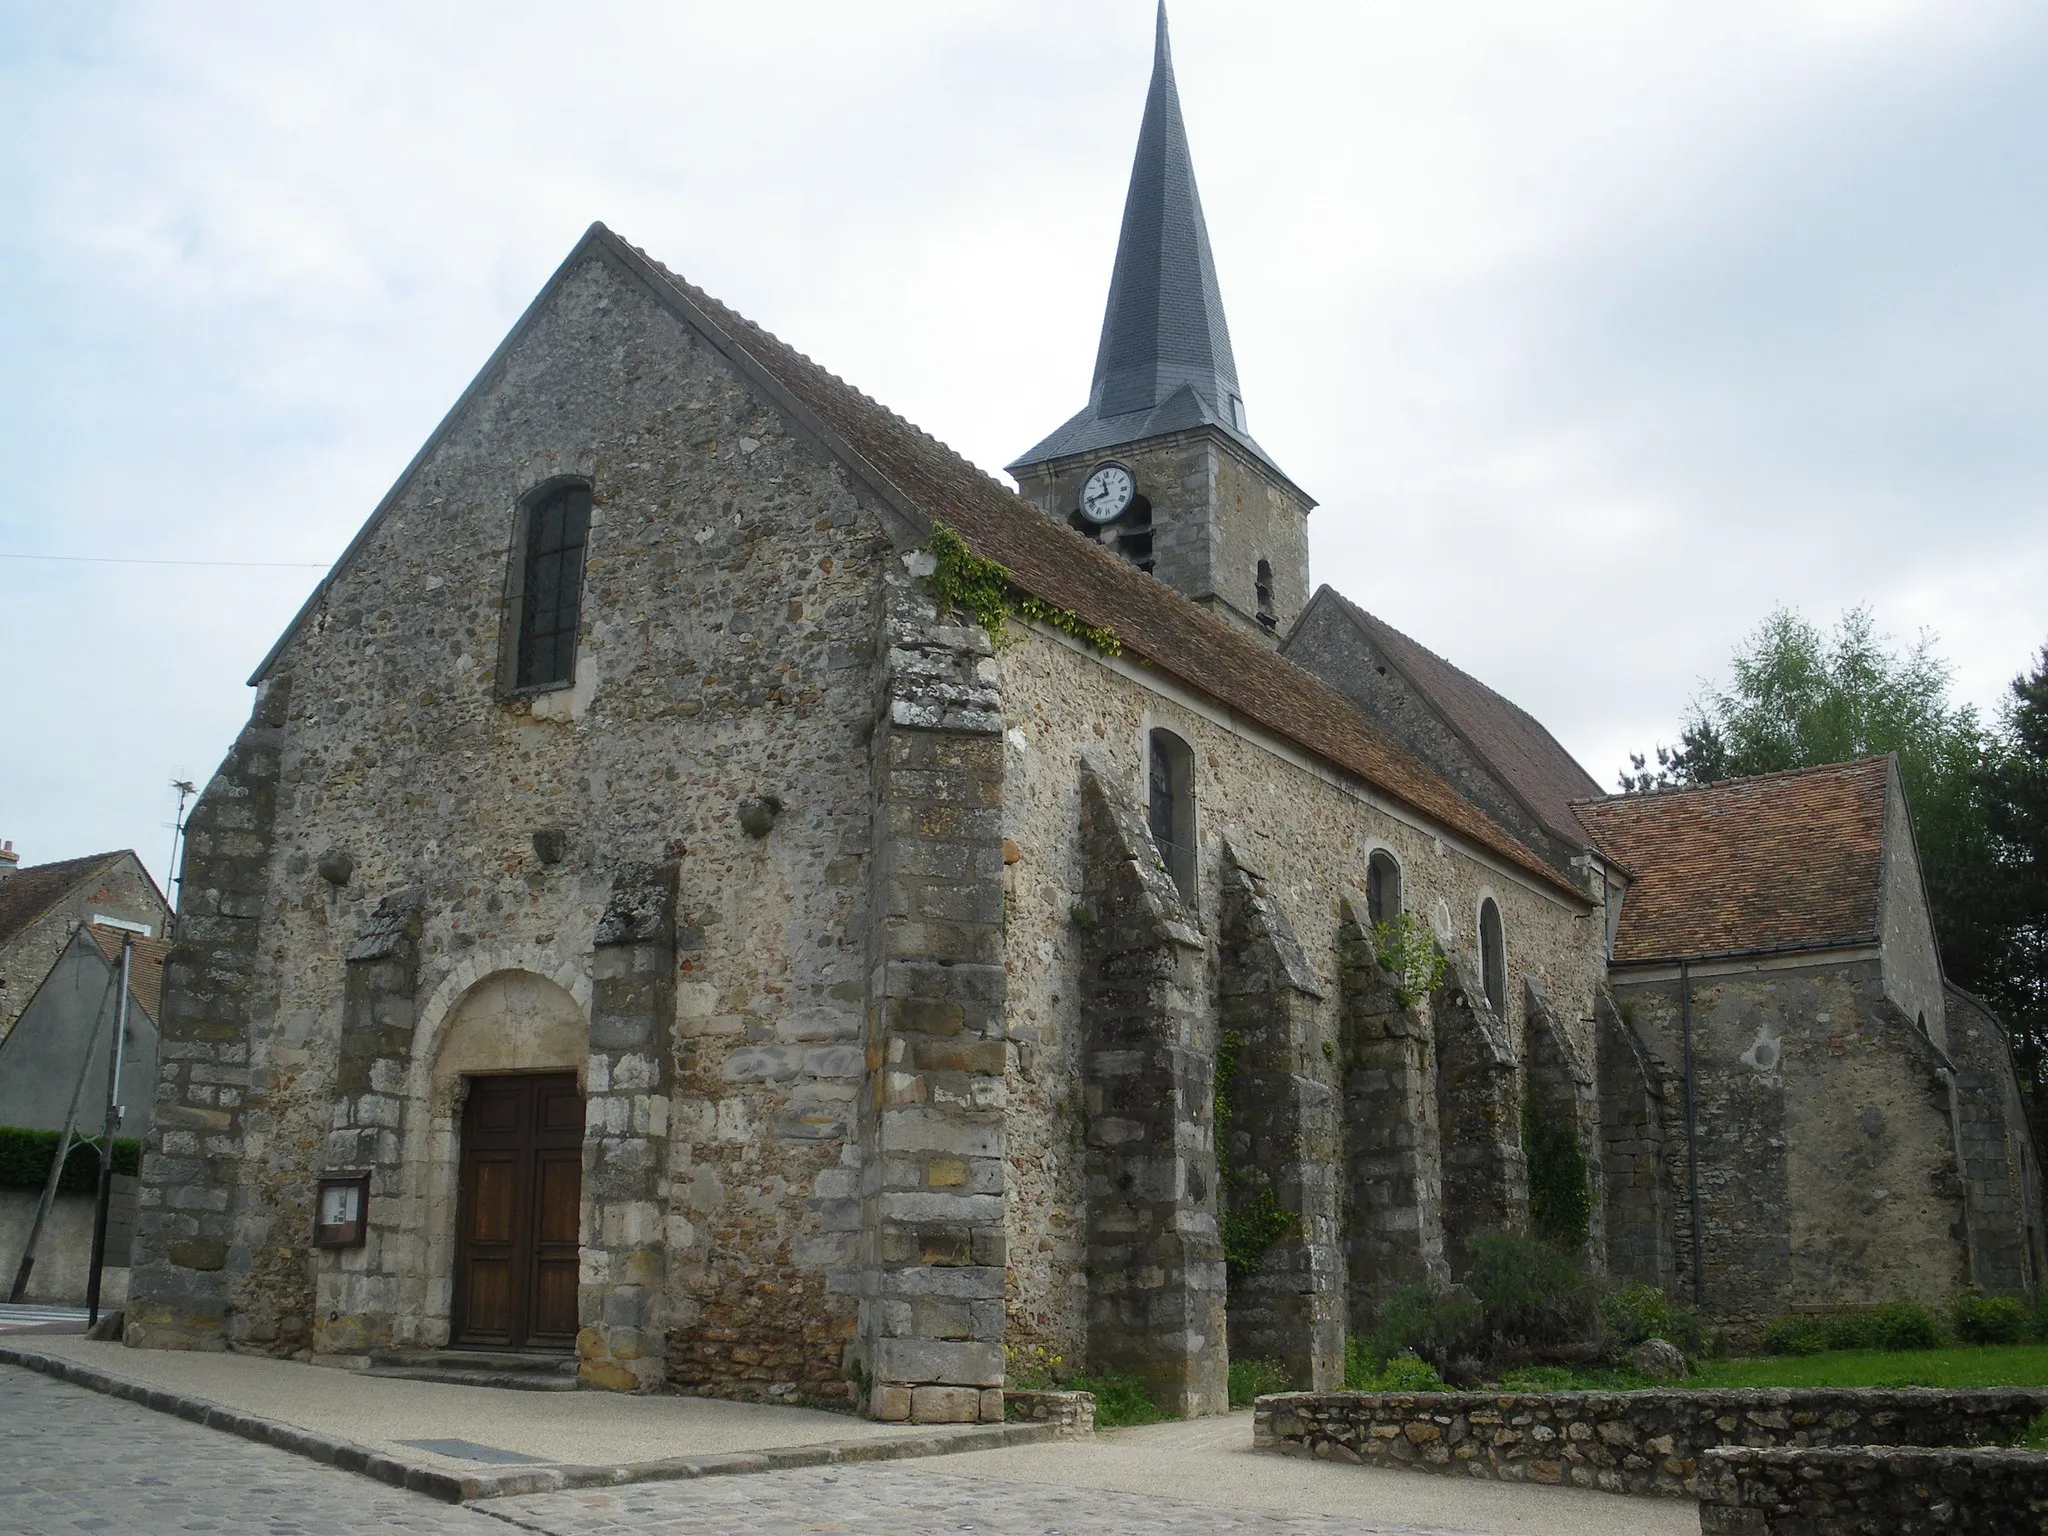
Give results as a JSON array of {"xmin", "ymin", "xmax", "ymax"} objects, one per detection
[
  {"xmin": 510, "ymin": 481, "xmax": 592, "ymax": 691},
  {"xmin": 1256, "ymin": 559, "xmax": 1277, "ymax": 631},
  {"xmin": 1478, "ymin": 897, "xmax": 1506, "ymax": 1014},
  {"xmin": 1366, "ymin": 849, "xmax": 1401, "ymax": 928},
  {"xmin": 1147, "ymin": 729, "xmax": 1197, "ymax": 902}
]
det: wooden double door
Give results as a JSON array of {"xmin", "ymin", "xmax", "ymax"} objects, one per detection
[{"xmin": 452, "ymin": 1073, "xmax": 583, "ymax": 1350}]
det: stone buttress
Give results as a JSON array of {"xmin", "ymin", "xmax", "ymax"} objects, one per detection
[
  {"xmin": 853, "ymin": 558, "xmax": 1009, "ymax": 1424},
  {"xmin": 1433, "ymin": 951, "xmax": 1527, "ymax": 1273},
  {"xmin": 315, "ymin": 886, "xmax": 425, "ymax": 1353},
  {"xmin": 581, "ymin": 861, "xmax": 677, "ymax": 1391},
  {"xmin": 1076, "ymin": 757, "xmax": 1228, "ymax": 1417},
  {"xmin": 1217, "ymin": 840, "xmax": 1342, "ymax": 1390},
  {"xmin": 1336, "ymin": 893, "xmax": 1448, "ymax": 1328},
  {"xmin": 1525, "ymin": 976, "xmax": 1602, "ymax": 1265},
  {"xmin": 128, "ymin": 676, "xmax": 290, "ymax": 1350}
]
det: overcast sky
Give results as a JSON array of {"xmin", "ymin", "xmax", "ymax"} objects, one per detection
[{"xmin": 4, "ymin": 0, "xmax": 2045, "ymax": 891}]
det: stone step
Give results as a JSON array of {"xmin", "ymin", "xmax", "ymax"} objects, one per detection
[
  {"xmin": 364, "ymin": 1348, "xmax": 580, "ymax": 1391},
  {"xmin": 365, "ymin": 1364, "xmax": 581, "ymax": 1392}
]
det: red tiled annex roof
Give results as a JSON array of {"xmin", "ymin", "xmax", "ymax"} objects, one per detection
[
  {"xmin": 1574, "ymin": 758, "xmax": 1892, "ymax": 965},
  {"xmin": 626, "ymin": 241, "xmax": 1586, "ymax": 903},
  {"xmin": 87, "ymin": 924, "xmax": 170, "ymax": 1024},
  {"xmin": 0, "ymin": 853, "xmax": 125, "ymax": 952}
]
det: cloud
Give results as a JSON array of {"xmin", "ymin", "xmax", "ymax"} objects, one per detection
[{"xmin": 2, "ymin": 1, "xmax": 2043, "ymax": 876}]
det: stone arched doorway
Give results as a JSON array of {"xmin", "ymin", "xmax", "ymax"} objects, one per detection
[{"xmin": 416, "ymin": 970, "xmax": 588, "ymax": 1349}]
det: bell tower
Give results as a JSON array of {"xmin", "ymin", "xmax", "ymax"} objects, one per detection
[{"xmin": 1009, "ymin": 3, "xmax": 1313, "ymax": 643}]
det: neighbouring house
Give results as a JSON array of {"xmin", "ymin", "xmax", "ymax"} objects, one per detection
[
  {"xmin": 0, "ymin": 917, "xmax": 167, "ymax": 1306},
  {"xmin": 0, "ymin": 844, "xmax": 170, "ymax": 1044},
  {"xmin": 126, "ymin": 6, "xmax": 2039, "ymax": 1413}
]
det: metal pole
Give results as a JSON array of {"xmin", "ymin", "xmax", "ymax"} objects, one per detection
[
  {"xmin": 87, "ymin": 937, "xmax": 133, "ymax": 1326},
  {"xmin": 1679, "ymin": 961, "xmax": 1704, "ymax": 1308},
  {"xmin": 10, "ymin": 958, "xmax": 114, "ymax": 1303}
]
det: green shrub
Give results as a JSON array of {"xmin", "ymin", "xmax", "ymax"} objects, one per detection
[
  {"xmin": 1762, "ymin": 1302, "xmax": 1946, "ymax": 1356},
  {"xmin": 1498, "ymin": 1364, "xmax": 1576, "ymax": 1391},
  {"xmin": 0, "ymin": 1127, "xmax": 140, "ymax": 1192},
  {"xmin": 2022, "ymin": 1409, "xmax": 2048, "ymax": 1450},
  {"xmin": 1228, "ymin": 1357, "xmax": 1292, "ymax": 1408},
  {"xmin": 1462, "ymin": 1232, "xmax": 1596, "ymax": 1346},
  {"xmin": 1602, "ymin": 1282, "xmax": 1706, "ymax": 1357},
  {"xmin": 1345, "ymin": 1344, "xmax": 1446, "ymax": 1393},
  {"xmin": 1374, "ymin": 1282, "xmax": 1486, "ymax": 1361},
  {"xmin": 1523, "ymin": 1103, "xmax": 1593, "ymax": 1252},
  {"xmin": 1065, "ymin": 1369, "xmax": 1168, "ymax": 1428},
  {"xmin": 1953, "ymin": 1293, "xmax": 2029, "ymax": 1347}
]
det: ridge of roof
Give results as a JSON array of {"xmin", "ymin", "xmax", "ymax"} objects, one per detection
[
  {"xmin": 1297, "ymin": 588, "xmax": 1603, "ymax": 855},
  {"xmin": 1575, "ymin": 756, "xmax": 1892, "ymax": 963},
  {"xmin": 0, "ymin": 851, "xmax": 129, "ymax": 952},
  {"xmin": 1568, "ymin": 753, "xmax": 1893, "ymax": 809},
  {"xmin": 607, "ymin": 236, "xmax": 1586, "ymax": 905}
]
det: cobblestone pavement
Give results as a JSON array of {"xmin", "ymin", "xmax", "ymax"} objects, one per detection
[
  {"xmin": 483, "ymin": 1465, "xmax": 1480, "ymax": 1535},
  {"xmin": 3, "ymin": 1364, "xmax": 1690, "ymax": 1535},
  {"xmin": 0, "ymin": 1366, "xmax": 501, "ymax": 1536}
]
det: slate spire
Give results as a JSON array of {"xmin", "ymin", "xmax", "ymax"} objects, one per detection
[
  {"xmin": 1089, "ymin": 2, "xmax": 1242, "ymax": 427},
  {"xmin": 1009, "ymin": 4, "xmax": 1288, "ymax": 481}
]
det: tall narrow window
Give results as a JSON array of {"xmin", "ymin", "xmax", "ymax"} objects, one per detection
[
  {"xmin": 1366, "ymin": 850, "xmax": 1402, "ymax": 928},
  {"xmin": 1117, "ymin": 498, "xmax": 1155, "ymax": 574},
  {"xmin": 514, "ymin": 483, "xmax": 591, "ymax": 691},
  {"xmin": 1147, "ymin": 729, "xmax": 1197, "ymax": 902},
  {"xmin": 1478, "ymin": 897, "xmax": 1506, "ymax": 1014},
  {"xmin": 1256, "ymin": 559, "xmax": 1277, "ymax": 631}
]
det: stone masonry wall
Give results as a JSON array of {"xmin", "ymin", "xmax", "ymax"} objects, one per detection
[
  {"xmin": 129, "ymin": 677, "xmax": 288, "ymax": 1351},
  {"xmin": 1524, "ymin": 977, "xmax": 1600, "ymax": 1265},
  {"xmin": 996, "ymin": 624, "xmax": 1603, "ymax": 1379},
  {"xmin": 852, "ymin": 560, "xmax": 1009, "ymax": 1425},
  {"xmin": 1218, "ymin": 840, "xmax": 1342, "ymax": 1390},
  {"xmin": 1613, "ymin": 957, "xmax": 1965, "ymax": 1335},
  {"xmin": 1699, "ymin": 1445, "xmax": 2048, "ymax": 1534},
  {"xmin": 1254, "ymin": 1387, "xmax": 2048, "ymax": 1501},
  {"xmin": 1596, "ymin": 991, "xmax": 1672, "ymax": 1292},
  {"xmin": 1945, "ymin": 984, "xmax": 2043, "ymax": 1297},
  {"xmin": 145, "ymin": 245, "xmax": 895, "ymax": 1382}
]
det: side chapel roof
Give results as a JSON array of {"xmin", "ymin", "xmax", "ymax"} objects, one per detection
[
  {"xmin": 0, "ymin": 852, "xmax": 130, "ymax": 952},
  {"xmin": 1290, "ymin": 587, "xmax": 1604, "ymax": 857},
  {"xmin": 1573, "ymin": 757, "xmax": 1892, "ymax": 964}
]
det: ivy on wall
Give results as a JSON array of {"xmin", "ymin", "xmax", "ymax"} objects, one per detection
[
  {"xmin": 1213, "ymin": 1028, "xmax": 1295, "ymax": 1288},
  {"xmin": 1371, "ymin": 913, "xmax": 1448, "ymax": 1009},
  {"xmin": 1522, "ymin": 1102, "xmax": 1593, "ymax": 1251},
  {"xmin": 922, "ymin": 524, "xmax": 1122, "ymax": 656}
]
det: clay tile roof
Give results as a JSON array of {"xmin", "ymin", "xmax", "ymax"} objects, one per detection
[
  {"xmin": 87, "ymin": 925, "xmax": 170, "ymax": 1025},
  {"xmin": 1313, "ymin": 591, "xmax": 1603, "ymax": 851},
  {"xmin": 0, "ymin": 853, "xmax": 125, "ymax": 952},
  {"xmin": 625, "ymin": 240, "xmax": 1586, "ymax": 904},
  {"xmin": 1573, "ymin": 758, "xmax": 1891, "ymax": 965}
]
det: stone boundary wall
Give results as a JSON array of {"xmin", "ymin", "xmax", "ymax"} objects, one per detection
[
  {"xmin": 1253, "ymin": 1388, "xmax": 2048, "ymax": 1499},
  {"xmin": 1699, "ymin": 1444, "xmax": 2048, "ymax": 1534},
  {"xmin": 1002, "ymin": 1388, "xmax": 1095, "ymax": 1436}
]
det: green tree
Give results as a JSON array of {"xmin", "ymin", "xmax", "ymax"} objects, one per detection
[
  {"xmin": 1621, "ymin": 607, "xmax": 2000, "ymax": 1000},
  {"xmin": 1978, "ymin": 647, "xmax": 2048, "ymax": 1087}
]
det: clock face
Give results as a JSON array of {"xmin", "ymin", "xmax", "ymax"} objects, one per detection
[{"xmin": 1079, "ymin": 463, "xmax": 1136, "ymax": 525}]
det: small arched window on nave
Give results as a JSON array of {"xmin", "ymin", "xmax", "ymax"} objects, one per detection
[
  {"xmin": 1479, "ymin": 897, "xmax": 1506, "ymax": 1014},
  {"xmin": 1366, "ymin": 849, "xmax": 1402, "ymax": 929},
  {"xmin": 1147, "ymin": 728, "xmax": 1197, "ymax": 903}
]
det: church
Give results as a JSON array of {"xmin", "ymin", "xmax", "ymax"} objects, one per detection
[{"xmin": 129, "ymin": 8, "xmax": 2042, "ymax": 1419}]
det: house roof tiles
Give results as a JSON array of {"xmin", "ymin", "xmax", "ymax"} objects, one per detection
[{"xmin": 0, "ymin": 853, "xmax": 127, "ymax": 953}]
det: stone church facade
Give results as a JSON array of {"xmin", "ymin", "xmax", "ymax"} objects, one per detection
[{"xmin": 128, "ymin": 10, "xmax": 2040, "ymax": 1417}]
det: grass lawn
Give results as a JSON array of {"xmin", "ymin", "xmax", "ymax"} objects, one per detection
[{"xmin": 1683, "ymin": 1343, "xmax": 2048, "ymax": 1391}]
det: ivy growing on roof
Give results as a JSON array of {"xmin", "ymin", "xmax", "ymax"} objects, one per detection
[{"xmin": 922, "ymin": 524, "xmax": 1121, "ymax": 657}]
